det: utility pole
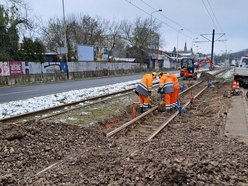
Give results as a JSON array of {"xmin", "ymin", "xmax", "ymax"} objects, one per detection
[
  {"xmin": 149, "ymin": 9, "xmax": 162, "ymax": 71},
  {"xmin": 176, "ymin": 28, "xmax": 183, "ymax": 66},
  {"xmin": 193, "ymin": 29, "xmax": 226, "ymax": 65},
  {"xmin": 210, "ymin": 29, "xmax": 215, "ymax": 64},
  {"xmin": 62, "ymin": 0, "xmax": 69, "ymax": 79}
]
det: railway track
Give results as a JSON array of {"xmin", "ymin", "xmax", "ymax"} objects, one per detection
[
  {"xmin": 0, "ymin": 70, "xmax": 226, "ymax": 125},
  {"xmin": 0, "ymin": 84, "xmax": 141, "ymax": 124},
  {"xmin": 105, "ymin": 69, "xmax": 228, "ymax": 147}
]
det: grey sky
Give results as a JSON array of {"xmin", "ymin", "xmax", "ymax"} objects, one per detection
[{"xmin": 26, "ymin": 0, "xmax": 248, "ymax": 55}]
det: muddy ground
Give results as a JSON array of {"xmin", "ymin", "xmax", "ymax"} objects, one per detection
[{"xmin": 0, "ymin": 80, "xmax": 248, "ymax": 185}]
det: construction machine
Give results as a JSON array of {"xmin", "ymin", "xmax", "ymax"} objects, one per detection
[
  {"xmin": 179, "ymin": 57, "xmax": 214, "ymax": 80},
  {"xmin": 179, "ymin": 58, "xmax": 197, "ymax": 80},
  {"xmin": 196, "ymin": 57, "xmax": 215, "ymax": 71}
]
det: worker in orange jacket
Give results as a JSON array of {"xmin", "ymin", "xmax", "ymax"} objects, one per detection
[
  {"xmin": 231, "ymin": 80, "xmax": 241, "ymax": 96},
  {"xmin": 231, "ymin": 80, "xmax": 237, "ymax": 91},
  {"xmin": 157, "ymin": 72, "xmax": 174, "ymax": 112},
  {"xmin": 170, "ymin": 74, "xmax": 180, "ymax": 109},
  {"xmin": 134, "ymin": 72, "xmax": 157, "ymax": 113}
]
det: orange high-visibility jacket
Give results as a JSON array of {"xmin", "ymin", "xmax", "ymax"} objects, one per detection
[
  {"xmin": 159, "ymin": 74, "xmax": 174, "ymax": 93},
  {"xmin": 140, "ymin": 74, "xmax": 154, "ymax": 91},
  {"xmin": 236, "ymin": 81, "xmax": 240, "ymax": 88},
  {"xmin": 159, "ymin": 74, "xmax": 173, "ymax": 87},
  {"xmin": 232, "ymin": 80, "xmax": 237, "ymax": 91},
  {"xmin": 170, "ymin": 74, "xmax": 180, "ymax": 89},
  {"xmin": 135, "ymin": 74, "xmax": 155, "ymax": 96}
]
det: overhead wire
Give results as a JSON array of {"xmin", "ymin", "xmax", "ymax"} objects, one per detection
[
  {"xmin": 205, "ymin": 0, "xmax": 223, "ymax": 32},
  {"xmin": 201, "ymin": 0, "xmax": 218, "ymax": 29},
  {"xmin": 126, "ymin": 0, "xmax": 203, "ymax": 45},
  {"xmin": 123, "ymin": 0, "xmax": 209, "ymax": 52},
  {"xmin": 124, "ymin": 0, "xmax": 178, "ymax": 32},
  {"xmin": 204, "ymin": 0, "xmax": 228, "ymax": 52},
  {"xmin": 136, "ymin": 0, "xmax": 208, "ymax": 51},
  {"xmin": 139, "ymin": 0, "xmax": 199, "ymax": 36},
  {"xmin": 207, "ymin": 0, "xmax": 228, "ymax": 52}
]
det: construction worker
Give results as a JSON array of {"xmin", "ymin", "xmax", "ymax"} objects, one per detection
[
  {"xmin": 232, "ymin": 80, "xmax": 241, "ymax": 96},
  {"xmin": 134, "ymin": 72, "xmax": 157, "ymax": 113},
  {"xmin": 236, "ymin": 81, "xmax": 240, "ymax": 89},
  {"xmin": 157, "ymin": 72, "xmax": 174, "ymax": 112},
  {"xmin": 170, "ymin": 74, "xmax": 180, "ymax": 109},
  {"xmin": 231, "ymin": 80, "xmax": 237, "ymax": 91}
]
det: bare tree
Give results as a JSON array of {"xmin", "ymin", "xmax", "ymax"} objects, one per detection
[
  {"xmin": 102, "ymin": 20, "xmax": 121, "ymax": 59},
  {"xmin": 120, "ymin": 20, "xmax": 134, "ymax": 47},
  {"xmin": 41, "ymin": 14, "xmax": 108, "ymax": 60},
  {"xmin": 41, "ymin": 18, "xmax": 64, "ymax": 52}
]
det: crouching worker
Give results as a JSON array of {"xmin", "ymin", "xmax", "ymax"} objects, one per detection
[
  {"xmin": 134, "ymin": 72, "xmax": 157, "ymax": 113},
  {"xmin": 157, "ymin": 72, "xmax": 174, "ymax": 112},
  {"xmin": 231, "ymin": 80, "xmax": 241, "ymax": 96}
]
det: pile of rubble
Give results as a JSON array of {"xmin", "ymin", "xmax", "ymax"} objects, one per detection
[{"xmin": 0, "ymin": 82, "xmax": 247, "ymax": 185}]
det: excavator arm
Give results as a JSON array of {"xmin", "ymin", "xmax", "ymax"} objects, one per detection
[{"xmin": 196, "ymin": 57, "xmax": 214, "ymax": 74}]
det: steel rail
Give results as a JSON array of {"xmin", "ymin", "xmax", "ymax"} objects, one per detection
[
  {"xmin": 0, "ymin": 71, "xmax": 220, "ymax": 123},
  {"xmin": 106, "ymin": 69, "xmax": 228, "ymax": 138},
  {"xmin": 146, "ymin": 86, "xmax": 208, "ymax": 141},
  {"xmin": 0, "ymin": 87, "xmax": 137, "ymax": 123},
  {"xmin": 106, "ymin": 80, "xmax": 204, "ymax": 138}
]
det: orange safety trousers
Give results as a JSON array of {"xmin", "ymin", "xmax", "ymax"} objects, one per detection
[
  {"xmin": 164, "ymin": 93, "xmax": 173, "ymax": 109},
  {"xmin": 172, "ymin": 82, "xmax": 180, "ymax": 107},
  {"xmin": 139, "ymin": 95, "xmax": 150, "ymax": 109},
  {"xmin": 163, "ymin": 74, "xmax": 179, "ymax": 108}
]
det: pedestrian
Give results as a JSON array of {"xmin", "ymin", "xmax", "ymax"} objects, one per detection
[
  {"xmin": 134, "ymin": 72, "xmax": 157, "ymax": 113},
  {"xmin": 157, "ymin": 72, "xmax": 174, "ymax": 112}
]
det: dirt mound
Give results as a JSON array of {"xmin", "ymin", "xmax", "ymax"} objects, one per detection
[
  {"xmin": 199, "ymin": 71, "xmax": 216, "ymax": 80},
  {"xmin": 0, "ymin": 121, "xmax": 120, "ymax": 185},
  {"xmin": 1, "ymin": 82, "xmax": 248, "ymax": 185}
]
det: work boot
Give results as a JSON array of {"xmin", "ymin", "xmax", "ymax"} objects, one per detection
[
  {"xmin": 143, "ymin": 107, "xmax": 148, "ymax": 112},
  {"xmin": 139, "ymin": 107, "xmax": 143, "ymax": 113}
]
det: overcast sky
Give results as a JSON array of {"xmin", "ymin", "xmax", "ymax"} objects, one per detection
[{"xmin": 25, "ymin": 0, "xmax": 248, "ymax": 55}]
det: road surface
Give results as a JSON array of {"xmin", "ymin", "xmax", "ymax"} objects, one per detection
[{"xmin": 0, "ymin": 71, "xmax": 178, "ymax": 103}]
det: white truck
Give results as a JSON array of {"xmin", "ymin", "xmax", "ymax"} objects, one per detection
[{"xmin": 234, "ymin": 55, "xmax": 248, "ymax": 87}]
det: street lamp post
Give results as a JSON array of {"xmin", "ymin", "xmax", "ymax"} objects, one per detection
[
  {"xmin": 62, "ymin": 0, "xmax": 69, "ymax": 79},
  {"xmin": 176, "ymin": 29, "xmax": 183, "ymax": 59},
  {"xmin": 149, "ymin": 9, "xmax": 162, "ymax": 71},
  {"xmin": 176, "ymin": 28, "xmax": 183, "ymax": 69}
]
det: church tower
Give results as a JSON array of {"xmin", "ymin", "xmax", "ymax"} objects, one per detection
[{"xmin": 184, "ymin": 42, "xmax": 187, "ymax": 52}]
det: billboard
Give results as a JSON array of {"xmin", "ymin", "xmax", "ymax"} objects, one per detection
[
  {"xmin": 77, "ymin": 45, "xmax": 94, "ymax": 61},
  {"xmin": 9, "ymin": 61, "xmax": 23, "ymax": 75},
  {"xmin": 0, "ymin": 61, "xmax": 23, "ymax": 76},
  {"xmin": 95, "ymin": 46, "xmax": 109, "ymax": 61},
  {"xmin": 0, "ymin": 62, "xmax": 10, "ymax": 76}
]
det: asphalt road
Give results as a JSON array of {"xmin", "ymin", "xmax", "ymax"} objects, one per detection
[{"xmin": 0, "ymin": 71, "xmax": 178, "ymax": 103}]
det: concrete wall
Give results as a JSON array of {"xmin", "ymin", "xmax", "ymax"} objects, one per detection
[{"xmin": 0, "ymin": 61, "xmax": 147, "ymax": 86}]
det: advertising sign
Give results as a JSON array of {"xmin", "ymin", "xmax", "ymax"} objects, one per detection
[
  {"xmin": 9, "ymin": 61, "xmax": 23, "ymax": 75},
  {"xmin": 77, "ymin": 45, "xmax": 94, "ymax": 61},
  {"xmin": 0, "ymin": 62, "xmax": 10, "ymax": 76},
  {"xmin": 95, "ymin": 47, "xmax": 109, "ymax": 61}
]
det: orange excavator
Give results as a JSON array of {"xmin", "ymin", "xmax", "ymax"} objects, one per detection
[
  {"xmin": 180, "ymin": 57, "xmax": 214, "ymax": 80},
  {"xmin": 180, "ymin": 57, "xmax": 197, "ymax": 80}
]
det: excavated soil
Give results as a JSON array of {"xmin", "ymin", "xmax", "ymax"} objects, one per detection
[{"xmin": 0, "ymin": 81, "xmax": 248, "ymax": 185}]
